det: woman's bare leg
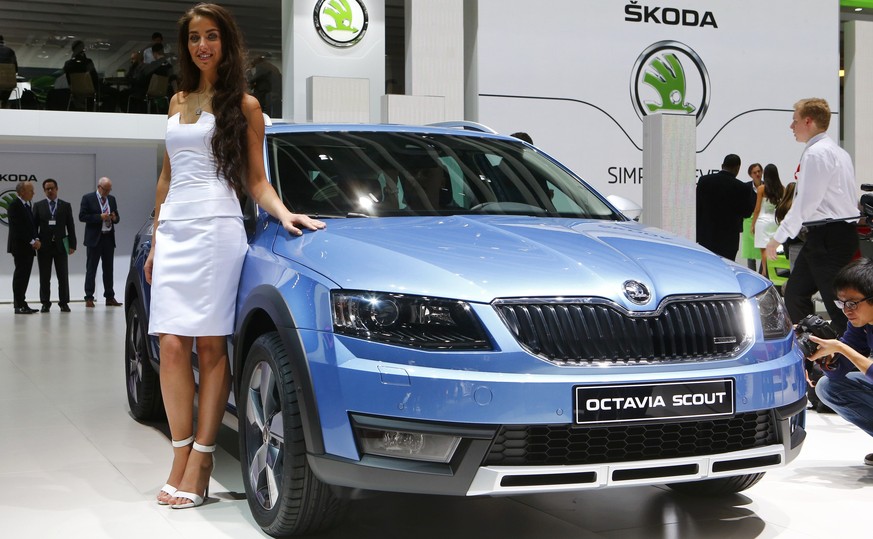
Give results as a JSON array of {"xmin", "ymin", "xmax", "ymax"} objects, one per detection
[
  {"xmin": 169, "ymin": 335, "xmax": 231, "ymax": 504},
  {"xmin": 157, "ymin": 333, "xmax": 195, "ymax": 503}
]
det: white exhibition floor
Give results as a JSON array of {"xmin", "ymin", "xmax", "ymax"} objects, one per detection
[{"xmin": 0, "ymin": 304, "xmax": 871, "ymax": 539}]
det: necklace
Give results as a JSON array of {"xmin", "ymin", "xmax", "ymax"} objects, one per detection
[{"xmin": 195, "ymin": 90, "xmax": 213, "ymax": 116}]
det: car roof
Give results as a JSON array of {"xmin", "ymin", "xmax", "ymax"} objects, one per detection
[{"xmin": 264, "ymin": 121, "xmax": 519, "ymax": 142}]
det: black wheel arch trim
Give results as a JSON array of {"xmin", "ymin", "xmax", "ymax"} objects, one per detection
[{"xmin": 235, "ymin": 284, "xmax": 325, "ymax": 455}]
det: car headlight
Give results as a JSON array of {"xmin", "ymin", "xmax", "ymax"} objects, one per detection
[
  {"xmin": 331, "ymin": 290, "xmax": 491, "ymax": 350},
  {"xmin": 756, "ymin": 286, "xmax": 792, "ymax": 339}
]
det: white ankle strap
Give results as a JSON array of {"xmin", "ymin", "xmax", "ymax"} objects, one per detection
[
  {"xmin": 171, "ymin": 435, "xmax": 195, "ymax": 448},
  {"xmin": 193, "ymin": 441, "xmax": 216, "ymax": 453}
]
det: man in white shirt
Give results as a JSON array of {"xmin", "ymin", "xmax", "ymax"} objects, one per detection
[
  {"xmin": 766, "ymin": 98, "xmax": 859, "ymax": 334},
  {"xmin": 142, "ymin": 32, "xmax": 163, "ymax": 64}
]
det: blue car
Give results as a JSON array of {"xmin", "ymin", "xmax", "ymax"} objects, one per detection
[{"xmin": 124, "ymin": 122, "xmax": 806, "ymax": 537}]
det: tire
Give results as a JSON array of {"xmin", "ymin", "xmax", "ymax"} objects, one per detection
[
  {"xmin": 239, "ymin": 332, "xmax": 348, "ymax": 537},
  {"xmin": 125, "ymin": 300, "xmax": 164, "ymax": 420},
  {"xmin": 667, "ymin": 472, "xmax": 765, "ymax": 495}
]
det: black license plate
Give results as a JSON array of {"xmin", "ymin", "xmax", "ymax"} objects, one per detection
[{"xmin": 574, "ymin": 379, "xmax": 735, "ymax": 426}]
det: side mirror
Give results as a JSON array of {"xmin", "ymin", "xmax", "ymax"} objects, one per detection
[{"xmin": 606, "ymin": 195, "xmax": 642, "ymax": 221}]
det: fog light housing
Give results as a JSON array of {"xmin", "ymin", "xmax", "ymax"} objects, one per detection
[{"xmin": 357, "ymin": 427, "xmax": 462, "ymax": 463}]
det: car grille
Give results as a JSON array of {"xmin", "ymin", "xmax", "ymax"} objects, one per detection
[
  {"xmin": 483, "ymin": 411, "xmax": 777, "ymax": 466},
  {"xmin": 494, "ymin": 297, "xmax": 747, "ymax": 365}
]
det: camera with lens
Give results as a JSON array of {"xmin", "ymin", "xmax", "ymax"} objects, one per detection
[
  {"xmin": 794, "ymin": 314, "xmax": 839, "ymax": 369},
  {"xmin": 860, "ymin": 184, "xmax": 873, "ymax": 221}
]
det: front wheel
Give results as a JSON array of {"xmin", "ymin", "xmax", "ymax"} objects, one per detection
[
  {"xmin": 125, "ymin": 300, "xmax": 164, "ymax": 420},
  {"xmin": 667, "ymin": 472, "xmax": 765, "ymax": 495},
  {"xmin": 238, "ymin": 332, "xmax": 348, "ymax": 537}
]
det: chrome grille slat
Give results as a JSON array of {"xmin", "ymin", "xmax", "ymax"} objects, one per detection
[{"xmin": 494, "ymin": 297, "xmax": 746, "ymax": 365}]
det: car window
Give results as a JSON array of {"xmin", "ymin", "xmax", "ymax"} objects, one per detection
[{"xmin": 266, "ymin": 131, "xmax": 620, "ymax": 220}]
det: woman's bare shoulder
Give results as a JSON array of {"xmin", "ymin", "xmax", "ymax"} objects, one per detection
[{"xmin": 168, "ymin": 92, "xmax": 187, "ymax": 116}]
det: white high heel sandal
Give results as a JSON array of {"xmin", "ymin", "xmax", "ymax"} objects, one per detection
[
  {"xmin": 170, "ymin": 441, "xmax": 216, "ymax": 509},
  {"xmin": 157, "ymin": 435, "xmax": 195, "ymax": 505}
]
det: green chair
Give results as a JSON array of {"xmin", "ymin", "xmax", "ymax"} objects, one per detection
[
  {"xmin": 28, "ymin": 75, "xmax": 56, "ymax": 108},
  {"xmin": 741, "ymin": 217, "xmax": 759, "ymax": 262},
  {"xmin": 767, "ymin": 252, "xmax": 791, "ymax": 287}
]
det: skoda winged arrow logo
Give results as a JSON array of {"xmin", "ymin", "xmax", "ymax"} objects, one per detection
[
  {"xmin": 314, "ymin": 0, "xmax": 369, "ymax": 48},
  {"xmin": 0, "ymin": 189, "xmax": 16, "ymax": 227},
  {"xmin": 623, "ymin": 280, "xmax": 651, "ymax": 305},
  {"xmin": 630, "ymin": 41, "xmax": 710, "ymax": 125}
]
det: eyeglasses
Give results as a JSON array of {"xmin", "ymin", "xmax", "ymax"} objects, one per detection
[{"xmin": 834, "ymin": 296, "xmax": 873, "ymax": 311}]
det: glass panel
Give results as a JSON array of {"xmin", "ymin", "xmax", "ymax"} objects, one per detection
[{"xmin": 267, "ymin": 131, "xmax": 621, "ymax": 220}]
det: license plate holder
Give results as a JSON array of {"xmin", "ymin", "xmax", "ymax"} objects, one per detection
[{"xmin": 574, "ymin": 379, "xmax": 735, "ymax": 426}]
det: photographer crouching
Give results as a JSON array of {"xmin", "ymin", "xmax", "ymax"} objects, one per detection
[{"xmin": 806, "ymin": 258, "xmax": 873, "ymax": 465}]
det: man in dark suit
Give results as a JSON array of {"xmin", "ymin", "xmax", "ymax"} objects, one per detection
[
  {"xmin": 6, "ymin": 182, "xmax": 40, "ymax": 313},
  {"xmin": 79, "ymin": 176, "xmax": 121, "ymax": 308},
  {"xmin": 33, "ymin": 179, "xmax": 77, "ymax": 312},
  {"xmin": 696, "ymin": 154, "xmax": 757, "ymax": 260}
]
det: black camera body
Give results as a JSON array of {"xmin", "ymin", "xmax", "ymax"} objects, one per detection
[{"xmin": 794, "ymin": 314, "xmax": 838, "ymax": 365}]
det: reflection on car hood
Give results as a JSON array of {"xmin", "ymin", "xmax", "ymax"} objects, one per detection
[{"xmin": 272, "ymin": 216, "xmax": 755, "ymax": 307}]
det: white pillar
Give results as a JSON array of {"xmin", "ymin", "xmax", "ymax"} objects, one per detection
[
  {"xmin": 404, "ymin": 0, "xmax": 464, "ymax": 121},
  {"xmin": 641, "ymin": 114, "xmax": 697, "ymax": 241},
  {"xmin": 282, "ymin": 0, "xmax": 385, "ymax": 122},
  {"xmin": 843, "ymin": 20, "xmax": 873, "ymax": 188}
]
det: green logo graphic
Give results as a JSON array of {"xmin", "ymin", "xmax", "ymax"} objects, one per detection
[
  {"xmin": 630, "ymin": 41, "xmax": 710, "ymax": 126},
  {"xmin": 324, "ymin": 0, "xmax": 358, "ymax": 33},
  {"xmin": 643, "ymin": 53, "xmax": 695, "ymax": 114},
  {"xmin": 314, "ymin": 0, "xmax": 369, "ymax": 48},
  {"xmin": 0, "ymin": 190, "xmax": 17, "ymax": 227}
]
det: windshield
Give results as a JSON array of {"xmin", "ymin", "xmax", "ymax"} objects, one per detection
[{"xmin": 266, "ymin": 131, "xmax": 621, "ymax": 220}]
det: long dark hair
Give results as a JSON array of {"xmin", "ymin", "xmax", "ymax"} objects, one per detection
[
  {"xmin": 762, "ymin": 164, "xmax": 784, "ymax": 206},
  {"xmin": 775, "ymin": 181, "xmax": 796, "ymax": 223},
  {"xmin": 177, "ymin": 3, "xmax": 249, "ymax": 196}
]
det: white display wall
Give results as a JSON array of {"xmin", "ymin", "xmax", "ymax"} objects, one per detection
[
  {"xmin": 475, "ymin": 0, "xmax": 841, "ymax": 204},
  {"xmin": 0, "ymin": 112, "xmax": 163, "ymax": 304}
]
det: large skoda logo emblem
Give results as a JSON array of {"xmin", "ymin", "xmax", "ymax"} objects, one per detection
[
  {"xmin": 0, "ymin": 189, "xmax": 18, "ymax": 227},
  {"xmin": 623, "ymin": 280, "xmax": 651, "ymax": 305},
  {"xmin": 314, "ymin": 0, "xmax": 369, "ymax": 48},
  {"xmin": 630, "ymin": 41, "xmax": 710, "ymax": 125}
]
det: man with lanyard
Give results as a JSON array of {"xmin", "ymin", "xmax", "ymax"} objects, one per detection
[
  {"xmin": 79, "ymin": 176, "xmax": 121, "ymax": 308},
  {"xmin": 766, "ymin": 98, "xmax": 859, "ymax": 335},
  {"xmin": 33, "ymin": 179, "xmax": 77, "ymax": 312}
]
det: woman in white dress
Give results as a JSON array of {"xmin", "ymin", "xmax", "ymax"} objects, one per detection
[
  {"xmin": 143, "ymin": 3, "xmax": 325, "ymax": 509},
  {"xmin": 751, "ymin": 164, "xmax": 784, "ymax": 277}
]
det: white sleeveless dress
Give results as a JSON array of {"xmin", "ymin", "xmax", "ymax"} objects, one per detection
[
  {"xmin": 148, "ymin": 111, "xmax": 248, "ymax": 336},
  {"xmin": 754, "ymin": 199, "xmax": 778, "ymax": 249}
]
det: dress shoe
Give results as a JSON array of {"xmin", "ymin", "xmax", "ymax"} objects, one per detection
[
  {"xmin": 40, "ymin": 304, "xmax": 51, "ymax": 313},
  {"xmin": 106, "ymin": 298, "xmax": 123, "ymax": 307},
  {"xmin": 59, "ymin": 304, "xmax": 71, "ymax": 312},
  {"xmin": 85, "ymin": 299, "xmax": 95, "ymax": 308},
  {"xmin": 14, "ymin": 307, "xmax": 35, "ymax": 315}
]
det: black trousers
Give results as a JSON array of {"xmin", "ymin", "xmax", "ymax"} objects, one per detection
[
  {"xmin": 38, "ymin": 243, "xmax": 70, "ymax": 306},
  {"xmin": 11, "ymin": 252, "xmax": 35, "ymax": 307},
  {"xmin": 784, "ymin": 222, "xmax": 858, "ymax": 335},
  {"xmin": 85, "ymin": 238, "xmax": 115, "ymax": 300}
]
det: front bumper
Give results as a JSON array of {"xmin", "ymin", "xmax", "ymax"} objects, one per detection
[{"xmin": 308, "ymin": 398, "xmax": 806, "ymax": 496}]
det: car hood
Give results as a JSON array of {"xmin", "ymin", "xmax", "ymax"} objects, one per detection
[{"xmin": 272, "ymin": 216, "xmax": 763, "ymax": 307}]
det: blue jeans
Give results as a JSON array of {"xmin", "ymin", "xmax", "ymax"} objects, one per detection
[{"xmin": 816, "ymin": 372, "xmax": 873, "ymax": 438}]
